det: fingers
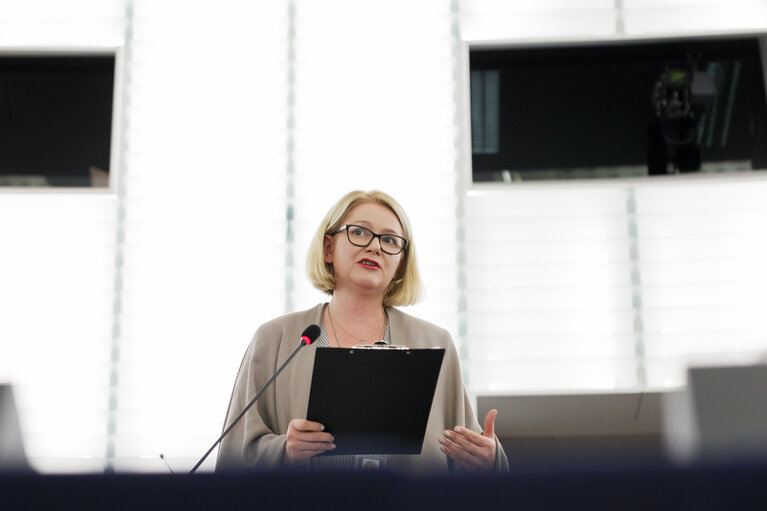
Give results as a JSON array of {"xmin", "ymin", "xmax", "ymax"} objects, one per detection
[
  {"xmin": 288, "ymin": 419, "xmax": 333, "ymax": 443},
  {"xmin": 439, "ymin": 423, "xmax": 497, "ymax": 472},
  {"xmin": 290, "ymin": 441, "xmax": 335, "ymax": 456},
  {"xmin": 287, "ymin": 419, "xmax": 334, "ymax": 444},
  {"xmin": 291, "ymin": 431, "xmax": 334, "ymax": 443},
  {"xmin": 450, "ymin": 426, "xmax": 490, "ymax": 448},
  {"xmin": 285, "ymin": 419, "xmax": 335, "ymax": 464},
  {"xmin": 439, "ymin": 431, "xmax": 484, "ymax": 470},
  {"xmin": 290, "ymin": 419, "xmax": 327, "ymax": 433},
  {"xmin": 483, "ymin": 409, "xmax": 497, "ymax": 439}
]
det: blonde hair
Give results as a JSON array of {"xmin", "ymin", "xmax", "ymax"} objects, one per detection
[{"xmin": 306, "ymin": 190, "xmax": 423, "ymax": 307}]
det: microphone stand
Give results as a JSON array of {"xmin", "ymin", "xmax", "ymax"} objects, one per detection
[{"xmin": 189, "ymin": 338, "xmax": 311, "ymax": 474}]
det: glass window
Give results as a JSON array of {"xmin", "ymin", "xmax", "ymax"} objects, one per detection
[
  {"xmin": 469, "ymin": 37, "xmax": 767, "ymax": 182},
  {"xmin": 0, "ymin": 54, "xmax": 115, "ymax": 188}
]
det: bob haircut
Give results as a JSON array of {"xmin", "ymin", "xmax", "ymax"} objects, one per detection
[{"xmin": 306, "ymin": 190, "xmax": 423, "ymax": 307}]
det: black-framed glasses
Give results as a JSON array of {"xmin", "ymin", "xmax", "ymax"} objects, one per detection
[{"xmin": 331, "ymin": 224, "xmax": 408, "ymax": 255}]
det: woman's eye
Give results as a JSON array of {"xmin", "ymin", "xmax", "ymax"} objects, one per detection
[
  {"xmin": 350, "ymin": 227, "xmax": 365, "ymax": 236},
  {"xmin": 381, "ymin": 236, "xmax": 395, "ymax": 245}
]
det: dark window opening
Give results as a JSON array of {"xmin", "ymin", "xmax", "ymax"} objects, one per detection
[
  {"xmin": 469, "ymin": 37, "xmax": 767, "ymax": 182},
  {"xmin": 0, "ymin": 55, "xmax": 115, "ymax": 188}
]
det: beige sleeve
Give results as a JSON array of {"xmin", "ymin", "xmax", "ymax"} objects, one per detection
[{"xmin": 215, "ymin": 325, "xmax": 288, "ymax": 472}]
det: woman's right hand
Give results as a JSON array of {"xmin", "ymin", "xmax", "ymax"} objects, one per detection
[{"xmin": 285, "ymin": 419, "xmax": 335, "ymax": 464}]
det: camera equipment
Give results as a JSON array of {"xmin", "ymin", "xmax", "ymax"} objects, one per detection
[{"xmin": 649, "ymin": 58, "xmax": 717, "ymax": 173}]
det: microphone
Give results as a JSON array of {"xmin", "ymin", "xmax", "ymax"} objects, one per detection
[
  {"xmin": 189, "ymin": 324, "xmax": 321, "ymax": 474},
  {"xmin": 159, "ymin": 453, "xmax": 174, "ymax": 474}
]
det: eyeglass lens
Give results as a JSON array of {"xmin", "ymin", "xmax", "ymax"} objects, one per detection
[{"xmin": 347, "ymin": 225, "xmax": 405, "ymax": 254}]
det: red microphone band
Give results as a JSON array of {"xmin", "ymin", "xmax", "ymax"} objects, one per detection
[{"xmin": 301, "ymin": 335, "xmax": 311, "ymax": 346}]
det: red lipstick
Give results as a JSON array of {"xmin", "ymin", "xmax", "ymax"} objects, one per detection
[{"xmin": 358, "ymin": 258, "xmax": 381, "ymax": 269}]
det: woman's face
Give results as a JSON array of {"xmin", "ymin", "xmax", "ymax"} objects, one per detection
[{"xmin": 323, "ymin": 201, "xmax": 404, "ymax": 299}]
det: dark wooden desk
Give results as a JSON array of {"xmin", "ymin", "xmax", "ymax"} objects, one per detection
[{"xmin": 2, "ymin": 457, "xmax": 767, "ymax": 511}]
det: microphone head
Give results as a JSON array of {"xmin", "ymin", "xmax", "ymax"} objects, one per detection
[{"xmin": 300, "ymin": 324, "xmax": 321, "ymax": 346}]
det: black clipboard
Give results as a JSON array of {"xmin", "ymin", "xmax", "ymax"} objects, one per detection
[{"xmin": 306, "ymin": 347, "xmax": 445, "ymax": 456}]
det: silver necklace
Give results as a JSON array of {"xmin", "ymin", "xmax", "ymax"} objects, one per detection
[{"xmin": 327, "ymin": 305, "xmax": 386, "ymax": 345}]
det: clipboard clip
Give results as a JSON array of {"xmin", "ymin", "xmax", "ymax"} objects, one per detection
[{"xmin": 352, "ymin": 341, "xmax": 410, "ymax": 350}]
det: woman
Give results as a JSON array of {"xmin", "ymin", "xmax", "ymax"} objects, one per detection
[{"xmin": 216, "ymin": 190, "xmax": 508, "ymax": 473}]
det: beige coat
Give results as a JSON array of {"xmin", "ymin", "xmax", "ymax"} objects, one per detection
[{"xmin": 216, "ymin": 304, "xmax": 509, "ymax": 473}]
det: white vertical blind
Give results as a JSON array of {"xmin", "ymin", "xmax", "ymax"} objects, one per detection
[
  {"xmin": 463, "ymin": 176, "xmax": 767, "ymax": 394},
  {"xmin": 288, "ymin": 0, "xmax": 461, "ymax": 339},
  {"xmin": 0, "ymin": 0, "xmax": 125, "ymax": 47},
  {"xmin": 636, "ymin": 176, "xmax": 767, "ymax": 387},
  {"xmin": 464, "ymin": 185, "xmax": 639, "ymax": 392},
  {"xmin": 623, "ymin": 0, "xmax": 767, "ymax": 36},
  {"xmin": 461, "ymin": 0, "xmax": 767, "ymax": 44},
  {"xmin": 112, "ymin": 0, "xmax": 289, "ymax": 472},
  {"xmin": 0, "ymin": 193, "xmax": 117, "ymax": 473},
  {"xmin": 460, "ymin": 0, "xmax": 617, "ymax": 43}
]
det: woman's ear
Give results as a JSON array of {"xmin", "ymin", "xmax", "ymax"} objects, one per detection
[{"xmin": 323, "ymin": 235, "xmax": 334, "ymax": 263}]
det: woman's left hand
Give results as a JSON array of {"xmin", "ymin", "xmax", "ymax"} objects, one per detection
[{"xmin": 439, "ymin": 409, "xmax": 498, "ymax": 471}]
